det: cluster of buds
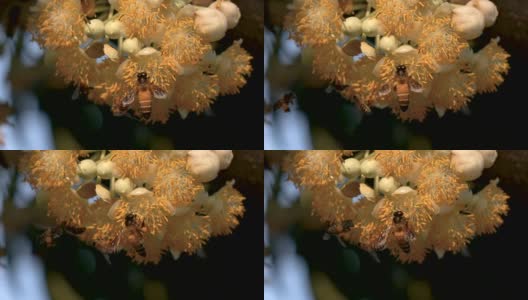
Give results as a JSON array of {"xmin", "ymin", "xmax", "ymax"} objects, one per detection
[
  {"xmin": 284, "ymin": 150, "xmax": 509, "ymax": 262},
  {"xmin": 20, "ymin": 150, "xmax": 245, "ymax": 264},
  {"xmin": 30, "ymin": 0, "xmax": 252, "ymax": 123},
  {"xmin": 285, "ymin": 0, "xmax": 509, "ymax": 121}
]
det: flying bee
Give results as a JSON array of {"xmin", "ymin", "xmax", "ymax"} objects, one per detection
[
  {"xmin": 40, "ymin": 221, "xmax": 86, "ymax": 247},
  {"xmin": 323, "ymin": 220, "xmax": 354, "ymax": 247},
  {"xmin": 379, "ymin": 65, "xmax": 423, "ymax": 112},
  {"xmin": 273, "ymin": 92, "xmax": 296, "ymax": 112},
  {"xmin": 118, "ymin": 72, "xmax": 167, "ymax": 120},
  {"xmin": 122, "ymin": 213, "xmax": 148, "ymax": 257},
  {"xmin": 376, "ymin": 211, "xmax": 415, "ymax": 254}
]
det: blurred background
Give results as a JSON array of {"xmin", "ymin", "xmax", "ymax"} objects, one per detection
[
  {"xmin": 264, "ymin": 0, "xmax": 528, "ymax": 149},
  {"xmin": 264, "ymin": 150, "xmax": 528, "ymax": 300},
  {"xmin": 0, "ymin": 150, "xmax": 263, "ymax": 300},
  {"xmin": 0, "ymin": 0, "xmax": 263, "ymax": 150}
]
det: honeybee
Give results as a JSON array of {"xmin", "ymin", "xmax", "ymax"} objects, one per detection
[
  {"xmin": 40, "ymin": 221, "xmax": 86, "ymax": 247},
  {"xmin": 376, "ymin": 211, "xmax": 415, "ymax": 254},
  {"xmin": 122, "ymin": 213, "xmax": 148, "ymax": 257},
  {"xmin": 379, "ymin": 65, "xmax": 423, "ymax": 112},
  {"xmin": 118, "ymin": 72, "xmax": 167, "ymax": 120},
  {"xmin": 323, "ymin": 219, "xmax": 354, "ymax": 244},
  {"xmin": 273, "ymin": 92, "xmax": 296, "ymax": 112}
]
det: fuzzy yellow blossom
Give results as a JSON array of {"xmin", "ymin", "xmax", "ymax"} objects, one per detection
[
  {"xmin": 284, "ymin": 150, "xmax": 509, "ymax": 263},
  {"xmin": 21, "ymin": 150, "xmax": 244, "ymax": 264},
  {"xmin": 30, "ymin": 0, "xmax": 252, "ymax": 124},
  {"xmin": 284, "ymin": 0, "xmax": 509, "ymax": 121}
]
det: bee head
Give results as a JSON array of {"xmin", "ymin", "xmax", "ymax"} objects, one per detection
[
  {"xmin": 396, "ymin": 65, "xmax": 406, "ymax": 76},
  {"xmin": 393, "ymin": 211, "xmax": 404, "ymax": 223},
  {"xmin": 137, "ymin": 72, "xmax": 148, "ymax": 83},
  {"xmin": 125, "ymin": 213, "xmax": 136, "ymax": 226}
]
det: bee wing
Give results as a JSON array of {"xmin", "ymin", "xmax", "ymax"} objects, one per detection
[
  {"xmin": 122, "ymin": 91, "xmax": 136, "ymax": 105},
  {"xmin": 379, "ymin": 84, "xmax": 393, "ymax": 96},
  {"xmin": 375, "ymin": 226, "xmax": 391, "ymax": 250},
  {"xmin": 409, "ymin": 79, "xmax": 424, "ymax": 93},
  {"xmin": 151, "ymin": 85, "xmax": 167, "ymax": 99}
]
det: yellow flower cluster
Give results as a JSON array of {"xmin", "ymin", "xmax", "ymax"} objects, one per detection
[
  {"xmin": 284, "ymin": 150, "xmax": 509, "ymax": 263},
  {"xmin": 285, "ymin": 0, "xmax": 509, "ymax": 121},
  {"xmin": 30, "ymin": 0, "xmax": 252, "ymax": 123},
  {"xmin": 20, "ymin": 150, "xmax": 245, "ymax": 264}
]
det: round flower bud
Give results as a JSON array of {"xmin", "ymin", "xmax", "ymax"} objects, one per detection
[
  {"xmin": 361, "ymin": 18, "xmax": 382, "ymax": 37},
  {"xmin": 341, "ymin": 158, "xmax": 361, "ymax": 178},
  {"xmin": 210, "ymin": 0, "xmax": 241, "ymax": 29},
  {"xmin": 122, "ymin": 38, "xmax": 141, "ymax": 55},
  {"xmin": 85, "ymin": 19, "xmax": 105, "ymax": 39},
  {"xmin": 114, "ymin": 178, "xmax": 134, "ymax": 195},
  {"xmin": 187, "ymin": 150, "xmax": 221, "ymax": 182},
  {"xmin": 343, "ymin": 17, "xmax": 362, "ymax": 37},
  {"xmin": 379, "ymin": 35, "xmax": 399, "ymax": 53},
  {"xmin": 213, "ymin": 150, "xmax": 233, "ymax": 170},
  {"xmin": 360, "ymin": 159, "xmax": 380, "ymax": 178},
  {"xmin": 194, "ymin": 7, "xmax": 228, "ymax": 42},
  {"xmin": 451, "ymin": 5, "xmax": 485, "ymax": 40},
  {"xmin": 78, "ymin": 159, "xmax": 97, "ymax": 180},
  {"xmin": 96, "ymin": 160, "xmax": 116, "ymax": 179},
  {"xmin": 379, "ymin": 176, "xmax": 399, "ymax": 194},
  {"xmin": 468, "ymin": 0, "xmax": 498, "ymax": 27},
  {"xmin": 393, "ymin": 44, "xmax": 418, "ymax": 56},
  {"xmin": 392, "ymin": 186, "xmax": 416, "ymax": 197},
  {"xmin": 451, "ymin": 150, "xmax": 485, "ymax": 181},
  {"xmin": 477, "ymin": 150, "xmax": 498, "ymax": 168},
  {"xmin": 104, "ymin": 20, "xmax": 124, "ymax": 39}
]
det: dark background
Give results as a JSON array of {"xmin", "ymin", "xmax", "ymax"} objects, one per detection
[{"xmin": 265, "ymin": 0, "xmax": 528, "ymax": 149}]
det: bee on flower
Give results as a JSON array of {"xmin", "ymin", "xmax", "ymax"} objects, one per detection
[
  {"xmin": 284, "ymin": 150, "xmax": 509, "ymax": 263},
  {"xmin": 29, "ymin": 0, "xmax": 252, "ymax": 124},
  {"xmin": 19, "ymin": 150, "xmax": 245, "ymax": 264},
  {"xmin": 284, "ymin": 0, "xmax": 509, "ymax": 121}
]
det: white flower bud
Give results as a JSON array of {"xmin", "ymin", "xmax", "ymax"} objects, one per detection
[
  {"xmin": 210, "ymin": 0, "xmax": 241, "ymax": 29},
  {"xmin": 103, "ymin": 44, "xmax": 120, "ymax": 62},
  {"xmin": 360, "ymin": 160, "xmax": 380, "ymax": 178},
  {"xmin": 96, "ymin": 160, "xmax": 116, "ymax": 179},
  {"xmin": 104, "ymin": 20, "xmax": 124, "ymax": 39},
  {"xmin": 187, "ymin": 150, "xmax": 221, "ymax": 182},
  {"xmin": 194, "ymin": 7, "xmax": 228, "ymax": 42},
  {"xmin": 451, "ymin": 5, "xmax": 485, "ymax": 40},
  {"xmin": 212, "ymin": 150, "xmax": 233, "ymax": 170},
  {"xmin": 379, "ymin": 35, "xmax": 399, "ymax": 53},
  {"xmin": 361, "ymin": 18, "xmax": 382, "ymax": 37},
  {"xmin": 115, "ymin": 178, "xmax": 134, "ymax": 195},
  {"xmin": 393, "ymin": 45, "xmax": 418, "ymax": 56},
  {"xmin": 468, "ymin": 0, "xmax": 498, "ymax": 27},
  {"xmin": 379, "ymin": 176, "xmax": 399, "ymax": 194},
  {"xmin": 136, "ymin": 47, "xmax": 160, "ymax": 57},
  {"xmin": 392, "ymin": 186, "xmax": 416, "ymax": 197},
  {"xmin": 451, "ymin": 150, "xmax": 485, "ymax": 181},
  {"xmin": 122, "ymin": 38, "xmax": 141, "ymax": 55},
  {"xmin": 343, "ymin": 17, "xmax": 362, "ymax": 37},
  {"xmin": 85, "ymin": 19, "xmax": 105, "ymax": 39},
  {"xmin": 341, "ymin": 158, "xmax": 361, "ymax": 178},
  {"xmin": 477, "ymin": 150, "xmax": 497, "ymax": 168},
  {"xmin": 360, "ymin": 41, "xmax": 376, "ymax": 58},
  {"xmin": 78, "ymin": 159, "xmax": 97, "ymax": 180}
]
